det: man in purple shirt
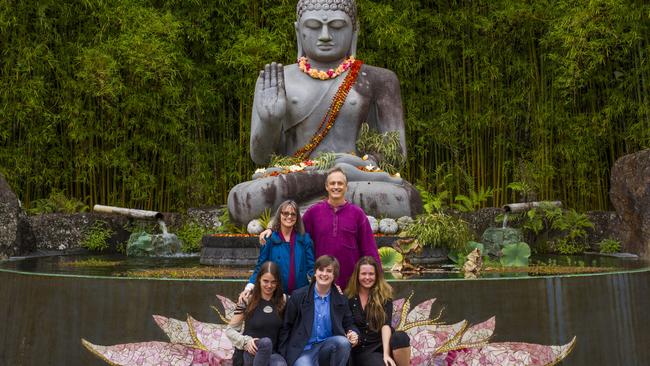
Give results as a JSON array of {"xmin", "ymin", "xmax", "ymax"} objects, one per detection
[{"xmin": 261, "ymin": 168, "xmax": 381, "ymax": 289}]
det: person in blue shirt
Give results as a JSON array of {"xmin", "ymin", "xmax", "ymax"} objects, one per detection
[
  {"xmin": 278, "ymin": 255, "xmax": 359, "ymax": 366},
  {"xmin": 240, "ymin": 200, "xmax": 315, "ymax": 300}
]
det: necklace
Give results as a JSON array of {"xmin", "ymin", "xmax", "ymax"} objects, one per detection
[
  {"xmin": 293, "ymin": 59, "xmax": 363, "ymax": 160},
  {"xmin": 298, "ymin": 56, "xmax": 356, "ymax": 80}
]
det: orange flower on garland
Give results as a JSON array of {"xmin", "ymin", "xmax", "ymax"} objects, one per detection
[{"xmin": 293, "ymin": 59, "xmax": 363, "ymax": 161}]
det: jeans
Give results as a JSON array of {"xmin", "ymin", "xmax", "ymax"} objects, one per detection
[
  {"xmin": 294, "ymin": 335, "xmax": 351, "ymax": 366},
  {"xmin": 243, "ymin": 337, "xmax": 287, "ymax": 366}
]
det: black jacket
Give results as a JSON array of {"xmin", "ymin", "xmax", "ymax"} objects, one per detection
[{"xmin": 278, "ymin": 283, "xmax": 359, "ymax": 366}]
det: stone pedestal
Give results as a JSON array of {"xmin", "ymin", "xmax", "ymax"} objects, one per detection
[{"xmin": 199, "ymin": 235, "xmax": 437, "ymax": 266}]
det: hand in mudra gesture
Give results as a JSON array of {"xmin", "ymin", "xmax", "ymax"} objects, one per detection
[{"xmin": 255, "ymin": 62, "xmax": 286, "ymax": 123}]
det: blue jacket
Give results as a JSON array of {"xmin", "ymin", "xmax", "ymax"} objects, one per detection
[{"xmin": 248, "ymin": 231, "xmax": 315, "ymax": 294}]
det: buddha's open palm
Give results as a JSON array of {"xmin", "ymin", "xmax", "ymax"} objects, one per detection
[{"xmin": 255, "ymin": 62, "xmax": 286, "ymax": 123}]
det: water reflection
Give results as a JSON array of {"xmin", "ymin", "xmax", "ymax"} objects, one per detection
[{"xmin": 0, "ymin": 253, "xmax": 647, "ymax": 280}]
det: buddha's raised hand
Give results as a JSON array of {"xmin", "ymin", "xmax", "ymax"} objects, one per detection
[{"xmin": 254, "ymin": 62, "xmax": 286, "ymax": 123}]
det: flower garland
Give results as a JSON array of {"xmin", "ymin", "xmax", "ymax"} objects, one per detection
[
  {"xmin": 298, "ymin": 56, "xmax": 356, "ymax": 80},
  {"xmin": 293, "ymin": 59, "xmax": 363, "ymax": 160}
]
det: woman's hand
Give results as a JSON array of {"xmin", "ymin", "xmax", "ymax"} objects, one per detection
[
  {"xmin": 258, "ymin": 229, "xmax": 272, "ymax": 245},
  {"xmin": 245, "ymin": 338, "xmax": 259, "ymax": 355},
  {"xmin": 346, "ymin": 330, "xmax": 358, "ymax": 346},
  {"xmin": 238, "ymin": 289, "xmax": 252, "ymax": 304},
  {"xmin": 383, "ymin": 354, "xmax": 396, "ymax": 366}
]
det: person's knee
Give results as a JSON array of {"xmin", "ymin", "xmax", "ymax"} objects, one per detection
[
  {"xmin": 257, "ymin": 337, "xmax": 273, "ymax": 351},
  {"xmin": 330, "ymin": 335, "xmax": 351, "ymax": 351},
  {"xmin": 390, "ymin": 331, "xmax": 410, "ymax": 350}
]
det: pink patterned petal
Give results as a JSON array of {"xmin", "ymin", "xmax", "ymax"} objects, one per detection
[
  {"xmin": 405, "ymin": 320, "xmax": 467, "ymax": 346},
  {"xmin": 445, "ymin": 338, "xmax": 576, "ymax": 366},
  {"xmin": 187, "ymin": 316, "xmax": 234, "ymax": 359},
  {"xmin": 215, "ymin": 295, "xmax": 237, "ymax": 323},
  {"xmin": 82, "ymin": 339, "xmax": 221, "ymax": 366},
  {"xmin": 460, "ymin": 317, "xmax": 495, "ymax": 345},
  {"xmin": 153, "ymin": 315, "xmax": 194, "ymax": 345},
  {"xmin": 391, "ymin": 298, "xmax": 406, "ymax": 328},
  {"xmin": 410, "ymin": 330, "xmax": 448, "ymax": 366},
  {"xmin": 406, "ymin": 298, "xmax": 436, "ymax": 324}
]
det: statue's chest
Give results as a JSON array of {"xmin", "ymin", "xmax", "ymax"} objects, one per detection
[{"xmin": 284, "ymin": 76, "xmax": 368, "ymax": 130}]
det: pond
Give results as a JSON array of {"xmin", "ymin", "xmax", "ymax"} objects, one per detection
[{"xmin": 1, "ymin": 252, "xmax": 646, "ymax": 280}]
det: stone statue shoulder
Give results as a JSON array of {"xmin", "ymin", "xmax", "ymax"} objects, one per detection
[{"xmin": 353, "ymin": 64, "xmax": 401, "ymax": 100}]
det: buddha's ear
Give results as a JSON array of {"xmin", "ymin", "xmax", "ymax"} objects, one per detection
[
  {"xmin": 295, "ymin": 21, "xmax": 303, "ymax": 59},
  {"xmin": 349, "ymin": 25, "xmax": 358, "ymax": 57}
]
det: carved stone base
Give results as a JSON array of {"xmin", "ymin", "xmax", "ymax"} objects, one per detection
[{"xmin": 227, "ymin": 172, "xmax": 423, "ymax": 225}]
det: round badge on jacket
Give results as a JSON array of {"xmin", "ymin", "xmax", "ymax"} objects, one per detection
[{"xmin": 263, "ymin": 305, "xmax": 273, "ymax": 314}]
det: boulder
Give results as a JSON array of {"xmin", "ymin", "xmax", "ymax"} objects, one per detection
[
  {"xmin": 610, "ymin": 150, "xmax": 650, "ymax": 258},
  {"xmin": 0, "ymin": 173, "xmax": 33, "ymax": 257},
  {"xmin": 30, "ymin": 213, "xmax": 129, "ymax": 252},
  {"xmin": 187, "ymin": 206, "xmax": 225, "ymax": 229},
  {"xmin": 481, "ymin": 227, "xmax": 524, "ymax": 257},
  {"xmin": 456, "ymin": 207, "xmax": 502, "ymax": 238}
]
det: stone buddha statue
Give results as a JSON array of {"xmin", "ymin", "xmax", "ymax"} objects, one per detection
[{"xmin": 227, "ymin": 0, "xmax": 422, "ymax": 225}]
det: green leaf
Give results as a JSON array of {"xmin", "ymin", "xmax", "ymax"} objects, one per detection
[
  {"xmin": 500, "ymin": 242, "xmax": 531, "ymax": 267},
  {"xmin": 379, "ymin": 246, "xmax": 403, "ymax": 270}
]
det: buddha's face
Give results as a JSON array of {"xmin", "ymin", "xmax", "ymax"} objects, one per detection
[{"xmin": 298, "ymin": 10, "xmax": 354, "ymax": 63}]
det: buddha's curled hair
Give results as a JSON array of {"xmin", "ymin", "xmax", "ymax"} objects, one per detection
[{"xmin": 297, "ymin": 0, "xmax": 357, "ymax": 30}]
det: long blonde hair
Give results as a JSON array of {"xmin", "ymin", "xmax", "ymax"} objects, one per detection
[{"xmin": 345, "ymin": 256, "xmax": 392, "ymax": 332}]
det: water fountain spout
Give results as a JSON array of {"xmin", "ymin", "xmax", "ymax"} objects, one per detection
[
  {"xmin": 93, "ymin": 205, "xmax": 163, "ymax": 220},
  {"xmin": 502, "ymin": 201, "xmax": 562, "ymax": 214}
]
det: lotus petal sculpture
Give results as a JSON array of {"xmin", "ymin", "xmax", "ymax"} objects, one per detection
[{"xmin": 82, "ymin": 293, "xmax": 575, "ymax": 366}]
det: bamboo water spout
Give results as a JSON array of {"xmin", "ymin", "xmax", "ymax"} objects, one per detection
[
  {"xmin": 93, "ymin": 205, "xmax": 164, "ymax": 220},
  {"xmin": 502, "ymin": 201, "xmax": 562, "ymax": 213}
]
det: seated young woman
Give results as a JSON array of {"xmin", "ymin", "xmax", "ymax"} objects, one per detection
[
  {"xmin": 345, "ymin": 256, "xmax": 411, "ymax": 366},
  {"xmin": 240, "ymin": 200, "xmax": 314, "ymax": 301},
  {"xmin": 226, "ymin": 261, "xmax": 288, "ymax": 366}
]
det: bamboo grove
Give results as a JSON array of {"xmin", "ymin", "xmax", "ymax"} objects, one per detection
[{"xmin": 1, "ymin": 0, "xmax": 648, "ymax": 212}]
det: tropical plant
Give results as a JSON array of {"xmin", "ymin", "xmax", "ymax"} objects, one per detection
[
  {"xmin": 176, "ymin": 221, "xmax": 217, "ymax": 253},
  {"xmin": 400, "ymin": 212, "xmax": 472, "ymax": 251},
  {"xmin": 598, "ymin": 238, "xmax": 621, "ymax": 254},
  {"xmin": 257, "ymin": 209, "xmax": 272, "ymax": 231},
  {"xmin": 26, "ymin": 190, "xmax": 89, "ymax": 215},
  {"xmin": 355, "ymin": 122, "xmax": 405, "ymax": 174},
  {"xmin": 451, "ymin": 186, "xmax": 494, "ymax": 212},
  {"xmin": 82, "ymin": 221, "xmax": 114, "ymax": 252},
  {"xmin": 215, "ymin": 211, "xmax": 247, "ymax": 235},
  {"xmin": 378, "ymin": 246, "xmax": 404, "ymax": 272}
]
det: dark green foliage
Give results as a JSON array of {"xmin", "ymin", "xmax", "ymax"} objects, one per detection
[
  {"xmin": 82, "ymin": 220, "xmax": 114, "ymax": 252},
  {"xmin": 401, "ymin": 212, "xmax": 472, "ymax": 251},
  {"xmin": 1, "ymin": 0, "xmax": 648, "ymax": 211},
  {"xmin": 176, "ymin": 221, "xmax": 216, "ymax": 253},
  {"xmin": 506, "ymin": 202, "xmax": 594, "ymax": 254},
  {"xmin": 599, "ymin": 238, "xmax": 622, "ymax": 254},
  {"xmin": 26, "ymin": 190, "xmax": 89, "ymax": 214},
  {"xmin": 356, "ymin": 123, "xmax": 405, "ymax": 173}
]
